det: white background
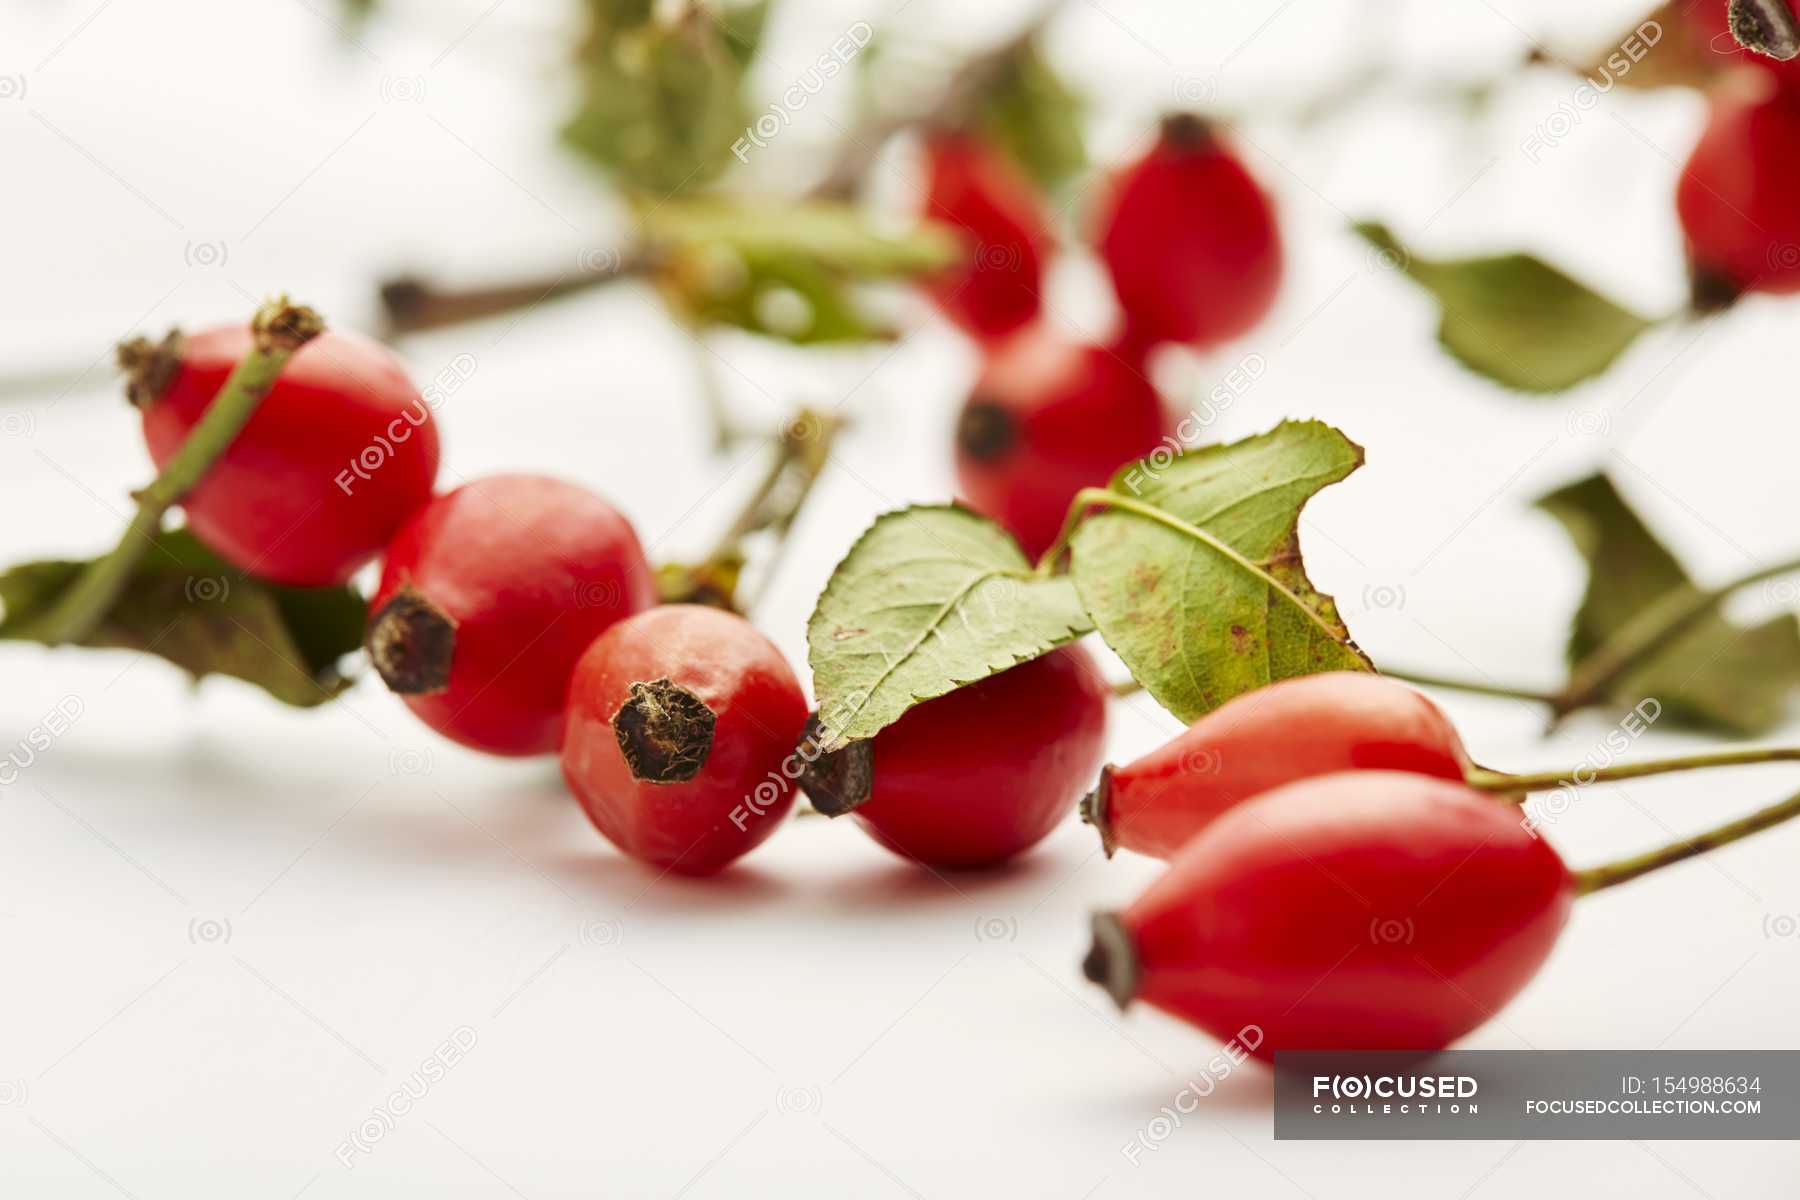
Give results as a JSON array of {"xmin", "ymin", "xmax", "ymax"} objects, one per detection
[{"xmin": 3, "ymin": 0, "xmax": 1799, "ymax": 1195}]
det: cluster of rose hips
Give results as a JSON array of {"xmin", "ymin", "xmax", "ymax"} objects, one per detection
[
  {"xmin": 1677, "ymin": 6, "xmax": 1800, "ymax": 305},
  {"xmin": 128, "ymin": 312, "xmax": 1112, "ymax": 876},
  {"xmin": 920, "ymin": 116, "xmax": 1281, "ymax": 557},
  {"xmin": 119, "ymin": 99, "xmax": 1797, "ymax": 1065}
]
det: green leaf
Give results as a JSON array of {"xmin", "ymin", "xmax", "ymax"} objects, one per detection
[
  {"xmin": 1070, "ymin": 420, "xmax": 1372, "ymax": 723},
  {"xmin": 1354, "ymin": 221, "xmax": 1657, "ymax": 394},
  {"xmin": 807, "ymin": 505, "xmax": 1093, "ymax": 750},
  {"xmin": 563, "ymin": 10, "xmax": 748, "ymax": 195},
  {"xmin": 717, "ymin": 0, "xmax": 772, "ymax": 68},
  {"xmin": 0, "ymin": 529, "xmax": 366, "ymax": 708},
  {"xmin": 971, "ymin": 40, "xmax": 1086, "ymax": 191},
  {"xmin": 1537, "ymin": 474, "xmax": 1800, "ymax": 735},
  {"xmin": 644, "ymin": 198, "xmax": 958, "ymax": 276},
  {"xmin": 646, "ymin": 198, "xmax": 958, "ymax": 342}
]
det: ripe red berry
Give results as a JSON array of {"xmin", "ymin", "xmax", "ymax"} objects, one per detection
[
  {"xmin": 1677, "ymin": 84, "xmax": 1800, "ymax": 304},
  {"xmin": 131, "ymin": 324, "xmax": 439, "ymax": 587},
  {"xmin": 921, "ymin": 131, "xmax": 1051, "ymax": 343},
  {"xmin": 1085, "ymin": 672, "xmax": 1470, "ymax": 858},
  {"xmin": 1085, "ymin": 771, "xmax": 1573, "ymax": 1058},
  {"xmin": 366, "ymin": 474, "xmax": 655, "ymax": 757},
  {"xmin": 1095, "ymin": 115, "xmax": 1281, "ymax": 349},
  {"xmin": 954, "ymin": 328, "xmax": 1173, "ymax": 559},
  {"xmin": 562, "ymin": 606, "xmax": 809, "ymax": 875},
  {"xmin": 800, "ymin": 644, "xmax": 1109, "ymax": 868}
]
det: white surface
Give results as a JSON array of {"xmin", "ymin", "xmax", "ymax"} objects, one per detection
[{"xmin": 3, "ymin": 1, "xmax": 1799, "ymax": 1196}]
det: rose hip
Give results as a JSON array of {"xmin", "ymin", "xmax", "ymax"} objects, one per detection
[
  {"xmin": 800, "ymin": 644, "xmax": 1109, "ymax": 868},
  {"xmin": 131, "ymin": 323, "xmax": 439, "ymax": 587},
  {"xmin": 1084, "ymin": 771, "xmax": 1574, "ymax": 1059},
  {"xmin": 366, "ymin": 474, "xmax": 655, "ymax": 756},
  {"xmin": 954, "ymin": 327, "xmax": 1172, "ymax": 560},
  {"xmin": 1085, "ymin": 672, "xmax": 1470, "ymax": 858},
  {"xmin": 921, "ymin": 131, "xmax": 1051, "ymax": 343},
  {"xmin": 1096, "ymin": 115, "xmax": 1282, "ymax": 349},
  {"xmin": 1677, "ymin": 83, "xmax": 1800, "ymax": 304},
  {"xmin": 562, "ymin": 606, "xmax": 809, "ymax": 875}
]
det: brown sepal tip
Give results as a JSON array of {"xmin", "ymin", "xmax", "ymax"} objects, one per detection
[
  {"xmin": 614, "ymin": 678, "xmax": 716, "ymax": 784},
  {"xmin": 795, "ymin": 713, "xmax": 875, "ymax": 816},
  {"xmin": 1081, "ymin": 911, "xmax": 1140, "ymax": 1010},
  {"xmin": 253, "ymin": 297, "xmax": 326, "ymax": 354},
  {"xmin": 955, "ymin": 399, "xmax": 1017, "ymax": 463},
  {"xmin": 366, "ymin": 587, "xmax": 456, "ymax": 695},
  {"xmin": 117, "ymin": 330, "xmax": 185, "ymax": 408},
  {"xmin": 1079, "ymin": 765, "xmax": 1117, "ymax": 858},
  {"xmin": 1159, "ymin": 112, "xmax": 1217, "ymax": 151}
]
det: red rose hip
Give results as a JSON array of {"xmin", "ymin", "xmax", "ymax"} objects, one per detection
[
  {"xmin": 1095, "ymin": 115, "xmax": 1281, "ymax": 349},
  {"xmin": 1085, "ymin": 672, "xmax": 1471, "ymax": 858},
  {"xmin": 131, "ymin": 322, "xmax": 439, "ymax": 586},
  {"xmin": 1677, "ymin": 84, "xmax": 1800, "ymax": 304},
  {"xmin": 1085, "ymin": 771, "xmax": 1574, "ymax": 1059},
  {"xmin": 800, "ymin": 644, "xmax": 1109, "ymax": 868},
  {"xmin": 562, "ymin": 606, "xmax": 809, "ymax": 875},
  {"xmin": 366, "ymin": 474, "xmax": 655, "ymax": 756},
  {"xmin": 955, "ymin": 328, "xmax": 1172, "ymax": 560},
  {"xmin": 921, "ymin": 131, "xmax": 1051, "ymax": 343}
]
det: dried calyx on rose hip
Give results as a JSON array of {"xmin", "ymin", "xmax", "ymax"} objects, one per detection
[
  {"xmin": 921, "ymin": 130, "xmax": 1052, "ymax": 343},
  {"xmin": 366, "ymin": 474, "xmax": 655, "ymax": 757},
  {"xmin": 954, "ymin": 326, "xmax": 1173, "ymax": 560},
  {"xmin": 1084, "ymin": 771, "xmax": 1574, "ymax": 1059},
  {"xmin": 562, "ymin": 606, "xmax": 808, "ymax": 875},
  {"xmin": 798, "ymin": 644, "xmax": 1108, "ymax": 869},
  {"xmin": 1095, "ymin": 114, "xmax": 1281, "ymax": 350},
  {"xmin": 127, "ymin": 320, "xmax": 439, "ymax": 587},
  {"xmin": 1083, "ymin": 671, "xmax": 1471, "ymax": 858}
]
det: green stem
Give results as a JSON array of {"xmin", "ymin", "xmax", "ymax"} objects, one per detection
[
  {"xmin": 1574, "ymin": 785, "xmax": 1800, "ymax": 894},
  {"xmin": 1468, "ymin": 745, "xmax": 1800, "ymax": 794},
  {"xmin": 1379, "ymin": 667, "xmax": 1560, "ymax": 705},
  {"xmin": 1552, "ymin": 554, "xmax": 1800, "ymax": 718},
  {"xmin": 22, "ymin": 298, "xmax": 323, "ymax": 645},
  {"xmin": 661, "ymin": 409, "xmax": 844, "ymax": 612}
]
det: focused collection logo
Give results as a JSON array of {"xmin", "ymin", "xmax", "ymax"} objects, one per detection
[{"xmin": 1310, "ymin": 1072, "xmax": 1480, "ymax": 1117}]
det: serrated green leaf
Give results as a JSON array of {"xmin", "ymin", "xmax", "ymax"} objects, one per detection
[
  {"xmin": 1538, "ymin": 474, "xmax": 1800, "ymax": 735},
  {"xmin": 563, "ymin": 12, "xmax": 748, "ymax": 195},
  {"xmin": 807, "ymin": 505, "xmax": 1093, "ymax": 750},
  {"xmin": 1070, "ymin": 420, "xmax": 1371, "ymax": 723},
  {"xmin": 971, "ymin": 39, "xmax": 1085, "ymax": 191},
  {"xmin": 1355, "ymin": 221, "xmax": 1657, "ymax": 394},
  {"xmin": 0, "ymin": 529, "xmax": 366, "ymax": 707}
]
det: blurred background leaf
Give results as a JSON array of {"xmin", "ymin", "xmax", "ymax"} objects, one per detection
[
  {"xmin": 1538, "ymin": 474, "xmax": 1800, "ymax": 735},
  {"xmin": 564, "ymin": 5, "xmax": 752, "ymax": 196}
]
